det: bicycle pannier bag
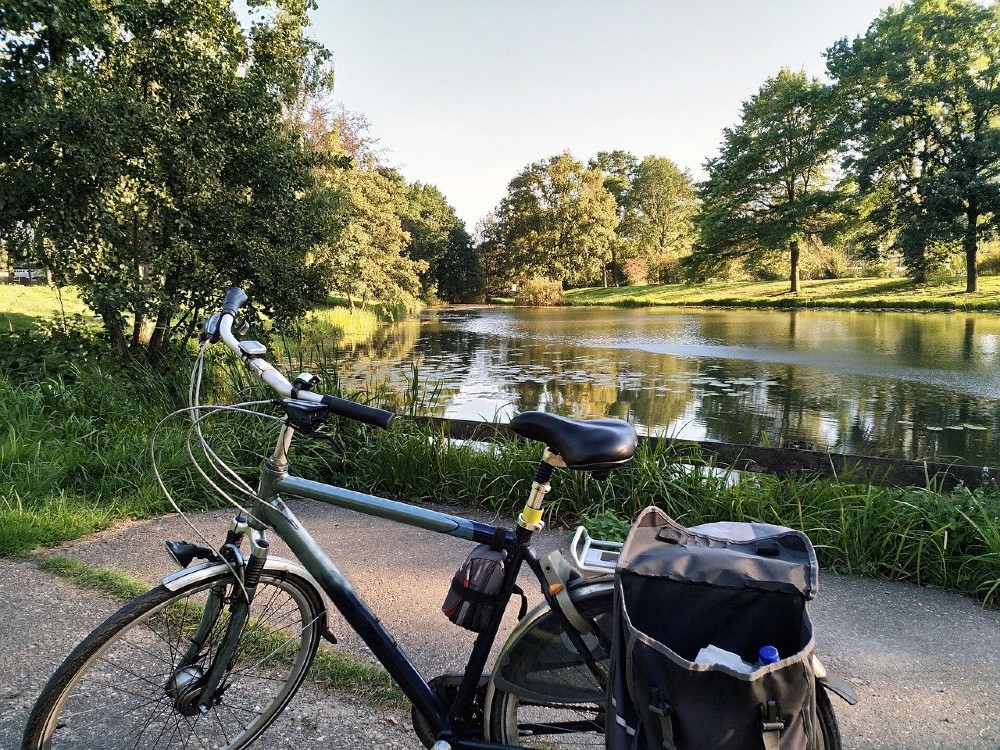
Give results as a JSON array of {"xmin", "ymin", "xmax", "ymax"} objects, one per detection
[
  {"xmin": 607, "ymin": 506, "xmax": 823, "ymax": 750},
  {"xmin": 442, "ymin": 543, "xmax": 506, "ymax": 632}
]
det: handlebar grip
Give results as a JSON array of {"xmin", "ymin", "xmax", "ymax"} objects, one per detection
[
  {"xmin": 221, "ymin": 287, "xmax": 249, "ymax": 317},
  {"xmin": 321, "ymin": 394, "xmax": 396, "ymax": 430}
]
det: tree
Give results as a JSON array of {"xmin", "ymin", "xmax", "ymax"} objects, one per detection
[
  {"xmin": 435, "ymin": 226, "xmax": 483, "ymax": 303},
  {"xmin": 826, "ymin": 0, "xmax": 1000, "ymax": 290},
  {"xmin": 690, "ymin": 69, "xmax": 843, "ymax": 293},
  {"xmin": 0, "ymin": 0, "xmax": 333, "ymax": 360},
  {"xmin": 626, "ymin": 156, "xmax": 698, "ymax": 284},
  {"xmin": 588, "ymin": 150, "xmax": 638, "ymax": 285},
  {"xmin": 495, "ymin": 152, "xmax": 618, "ymax": 288},
  {"xmin": 317, "ymin": 159, "xmax": 425, "ymax": 310},
  {"xmin": 398, "ymin": 181, "xmax": 468, "ymax": 299},
  {"xmin": 474, "ymin": 213, "xmax": 508, "ymax": 299}
]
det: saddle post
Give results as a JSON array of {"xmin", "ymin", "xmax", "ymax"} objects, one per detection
[{"xmin": 518, "ymin": 448, "xmax": 566, "ymax": 531}]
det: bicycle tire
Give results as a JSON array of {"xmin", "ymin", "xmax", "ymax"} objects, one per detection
[
  {"xmin": 22, "ymin": 568, "xmax": 324, "ymax": 750},
  {"xmin": 488, "ymin": 585, "xmax": 843, "ymax": 750},
  {"xmin": 487, "ymin": 585, "xmax": 612, "ymax": 749},
  {"xmin": 816, "ymin": 684, "xmax": 842, "ymax": 750}
]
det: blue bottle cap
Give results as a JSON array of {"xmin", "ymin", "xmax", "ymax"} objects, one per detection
[{"xmin": 758, "ymin": 645, "xmax": 780, "ymax": 665}]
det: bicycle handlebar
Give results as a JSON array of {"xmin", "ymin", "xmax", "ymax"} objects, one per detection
[{"xmin": 214, "ymin": 288, "xmax": 395, "ymax": 430}]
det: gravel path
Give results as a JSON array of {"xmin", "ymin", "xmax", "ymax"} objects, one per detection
[{"xmin": 1, "ymin": 500, "xmax": 998, "ymax": 748}]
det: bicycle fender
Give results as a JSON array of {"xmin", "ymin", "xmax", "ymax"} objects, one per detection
[
  {"xmin": 159, "ymin": 556, "xmax": 334, "ymax": 642},
  {"xmin": 541, "ymin": 550, "xmax": 592, "ymax": 634},
  {"xmin": 160, "ymin": 555, "xmax": 322, "ymax": 592},
  {"xmin": 813, "ymin": 655, "xmax": 858, "ymax": 705},
  {"xmin": 486, "ymin": 578, "xmax": 612, "ymax": 708}
]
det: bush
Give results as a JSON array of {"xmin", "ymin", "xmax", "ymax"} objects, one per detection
[
  {"xmin": 622, "ymin": 258, "xmax": 649, "ymax": 286},
  {"xmin": 514, "ymin": 277, "xmax": 565, "ymax": 306}
]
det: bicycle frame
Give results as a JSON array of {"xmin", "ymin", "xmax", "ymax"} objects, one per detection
[{"xmin": 241, "ymin": 456, "xmax": 545, "ymax": 750}]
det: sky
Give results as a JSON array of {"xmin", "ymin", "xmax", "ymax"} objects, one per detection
[{"xmin": 309, "ymin": 1, "xmax": 894, "ymax": 229}]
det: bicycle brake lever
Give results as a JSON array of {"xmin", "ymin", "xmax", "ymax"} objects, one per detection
[{"xmin": 201, "ymin": 313, "xmax": 222, "ymax": 344}]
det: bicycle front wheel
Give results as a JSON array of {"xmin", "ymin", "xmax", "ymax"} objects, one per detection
[{"xmin": 22, "ymin": 568, "xmax": 324, "ymax": 750}]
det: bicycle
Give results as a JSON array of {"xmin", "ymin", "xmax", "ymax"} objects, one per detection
[{"xmin": 22, "ymin": 288, "xmax": 844, "ymax": 750}]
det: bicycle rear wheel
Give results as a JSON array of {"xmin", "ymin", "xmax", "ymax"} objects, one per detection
[
  {"xmin": 487, "ymin": 585, "xmax": 843, "ymax": 750},
  {"xmin": 22, "ymin": 568, "xmax": 324, "ymax": 750},
  {"xmin": 487, "ymin": 586, "xmax": 612, "ymax": 749}
]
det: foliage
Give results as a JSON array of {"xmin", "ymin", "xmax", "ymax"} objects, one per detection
[
  {"xmin": 0, "ymin": 0, "xmax": 334, "ymax": 362},
  {"xmin": 625, "ymin": 156, "xmax": 699, "ymax": 283},
  {"xmin": 588, "ymin": 150, "xmax": 639, "ymax": 286},
  {"xmin": 494, "ymin": 152, "xmax": 619, "ymax": 288},
  {"xmin": 474, "ymin": 213, "xmax": 510, "ymax": 299},
  {"xmin": 826, "ymin": 0, "xmax": 1000, "ymax": 290},
  {"xmin": 435, "ymin": 226, "xmax": 484, "ymax": 303},
  {"xmin": 690, "ymin": 69, "xmax": 846, "ymax": 293},
  {"xmin": 398, "ymin": 180, "xmax": 473, "ymax": 300},
  {"xmin": 316, "ymin": 160, "xmax": 425, "ymax": 311},
  {"xmin": 588, "ymin": 152, "xmax": 698, "ymax": 286},
  {"xmin": 514, "ymin": 276, "xmax": 565, "ymax": 306}
]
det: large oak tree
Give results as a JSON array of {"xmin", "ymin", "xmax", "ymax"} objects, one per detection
[
  {"xmin": 494, "ymin": 152, "xmax": 618, "ymax": 289},
  {"xmin": 826, "ymin": 0, "xmax": 1000, "ymax": 290},
  {"xmin": 690, "ymin": 69, "xmax": 843, "ymax": 293}
]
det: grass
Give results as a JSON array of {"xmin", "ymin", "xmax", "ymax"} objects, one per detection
[
  {"xmin": 566, "ymin": 275, "xmax": 1000, "ymax": 311},
  {"xmin": 38, "ymin": 555, "xmax": 151, "ymax": 600},
  {"xmin": 38, "ymin": 554, "xmax": 407, "ymax": 708},
  {"xmin": 0, "ymin": 284, "xmax": 89, "ymax": 331}
]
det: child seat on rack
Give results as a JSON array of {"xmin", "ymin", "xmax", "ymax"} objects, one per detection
[{"xmin": 607, "ymin": 507, "xmax": 829, "ymax": 750}]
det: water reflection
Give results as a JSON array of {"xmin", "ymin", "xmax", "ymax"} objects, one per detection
[{"xmin": 325, "ymin": 307, "xmax": 1000, "ymax": 465}]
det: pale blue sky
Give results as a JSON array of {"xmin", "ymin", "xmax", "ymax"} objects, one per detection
[{"xmin": 311, "ymin": 1, "xmax": 893, "ymax": 228}]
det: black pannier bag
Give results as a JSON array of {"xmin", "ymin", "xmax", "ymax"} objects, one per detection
[{"xmin": 608, "ymin": 507, "xmax": 831, "ymax": 750}]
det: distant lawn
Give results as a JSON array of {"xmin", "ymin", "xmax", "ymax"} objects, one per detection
[
  {"xmin": 567, "ymin": 276, "xmax": 1000, "ymax": 311},
  {"xmin": 0, "ymin": 284, "xmax": 90, "ymax": 331}
]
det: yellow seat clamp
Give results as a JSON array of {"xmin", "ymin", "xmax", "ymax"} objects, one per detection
[{"xmin": 521, "ymin": 506, "xmax": 544, "ymax": 526}]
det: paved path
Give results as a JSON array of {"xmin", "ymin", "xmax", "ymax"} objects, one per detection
[{"xmin": 1, "ymin": 500, "xmax": 998, "ymax": 749}]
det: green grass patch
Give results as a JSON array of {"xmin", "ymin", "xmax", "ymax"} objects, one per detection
[
  {"xmin": 38, "ymin": 555, "xmax": 406, "ymax": 708},
  {"xmin": 38, "ymin": 555, "xmax": 151, "ymax": 600},
  {"xmin": 0, "ymin": 284, "xmax": 90, "ymax": 331},
  {"xmin": 322, "ymin": 429, "xmax": 1000, "ymax": 605},
  {"xmin": 566, "ymin": 275, "xmax": 1000, "ymax": 311}
]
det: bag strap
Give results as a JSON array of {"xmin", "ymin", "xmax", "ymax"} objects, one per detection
[
  {"xmin": 453, "ymin": 582, "xmax": 528, "ymax": 619},
  {"xmin": 649, "ymin": 688, "xmax": 677, "ymax": 750},
  {"xmin": 759, "ymin": 700, "xmax": 785, "ymax": 750},
  {"xmin": 490, "ymin": 526, "xmax": 506, "ymax": 551}
]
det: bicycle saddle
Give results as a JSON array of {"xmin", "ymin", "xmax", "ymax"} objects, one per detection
[{"xmin": 509, "ymin": 411, "xmax": 638, "ymax": 472}]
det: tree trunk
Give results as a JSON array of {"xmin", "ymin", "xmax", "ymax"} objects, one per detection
[
  {"xmin": 789, "ymin": 240, "xmax": 800, "ymax": 294},
  {"xmin": 146, "ymin": 302, "xmax": 173, "ymax": 364},
  {"xmin": 965, "ymin": 209, "xmax": 979, "ymax": 294},
  {"xmin": 97, "ymin": 306, "xmax": 128, "ymax": 357}
]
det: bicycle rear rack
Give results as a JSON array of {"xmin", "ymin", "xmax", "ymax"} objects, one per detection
[{"xmin": 569, "ymin": 526, "xmax": 622, "ymax": 574}]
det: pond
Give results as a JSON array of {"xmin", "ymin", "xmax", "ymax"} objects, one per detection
[{"xmin": 325, "ymin": 306, "xmax": 1000, "ymax": 465}]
